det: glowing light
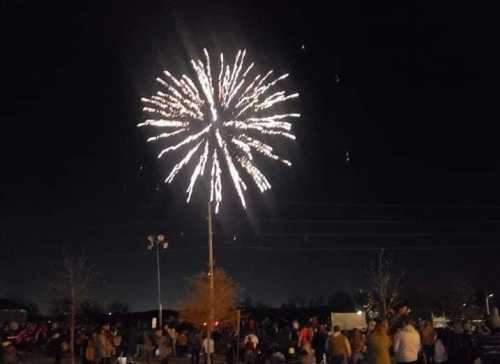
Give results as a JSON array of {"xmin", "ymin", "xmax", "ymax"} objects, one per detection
[{"xmin": 139, "ymin": 49, "xmax": 299, "ymax": 212}]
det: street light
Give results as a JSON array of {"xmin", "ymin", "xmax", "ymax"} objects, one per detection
[
  {"xmin": 146, "ymin": 234, "xmax": 169, "ymax": 327},
  {"xmin": 486, "ymin": 292, "xmax": 494, "ymax": 316}
]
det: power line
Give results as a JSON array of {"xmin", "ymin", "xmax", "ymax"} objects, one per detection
[
  {"xmin": 246, "ymin": 218, "xmax": 500, "ymax": 224},
  {"xmin": 59, "ymin": 243, "xmax": 500, "ymax": 258},
  {"xmin": 278, "ymin": 201, "xmax": 500, "ymax": 209},
  {"xmin": 257, "ymin": 232, "xmax": 500, "ymax": 238}
]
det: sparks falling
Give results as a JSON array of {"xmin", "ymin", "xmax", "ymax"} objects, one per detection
[{"xmin": 138, "ymin": 49, "xmax": 299, "ymax": 213}]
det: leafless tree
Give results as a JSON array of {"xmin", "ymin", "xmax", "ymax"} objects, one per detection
[
  {"xmin": 442, "ymin": 279, "xmax": 481, "ymax": 321},
  {"xmin": 368, "ymin": 249, "xmax": 404, "ymax": 320},
  {"xmin": 51, "ymin": 253, "xmax": 95, "ymax": 364}
]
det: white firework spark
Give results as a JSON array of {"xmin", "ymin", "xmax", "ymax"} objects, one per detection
[{"xmin": 139, "ymin": 49, "xmax": 299, "ymax": 213}]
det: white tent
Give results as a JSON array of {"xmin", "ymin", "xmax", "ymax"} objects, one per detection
[{"xmin": 331, "ymin": 312, "xmax": 367, "ymax": 330}]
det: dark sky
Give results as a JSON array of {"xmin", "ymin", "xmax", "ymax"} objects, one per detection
[{"xmin": 1, "ymin": 0, "xmax": 499, "ymax": 313}]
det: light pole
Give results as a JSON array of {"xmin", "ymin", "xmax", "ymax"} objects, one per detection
[
  {"xmin": 486, "ymin": 292, "xmax": 494, "ymax": 316},
  {"xmin": 146, "ymin": 234, "xmax": 169, "ymax": 328}
]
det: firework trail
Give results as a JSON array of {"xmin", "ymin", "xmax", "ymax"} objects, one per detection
[{"xmin": 139, "ymin": 49, "xmax": 299, "ymax": 212}]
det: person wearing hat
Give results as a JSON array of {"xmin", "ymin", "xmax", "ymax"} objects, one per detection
[{"xmin": 287, "ymin": 345, "xmax": 298, "ymax": 364}]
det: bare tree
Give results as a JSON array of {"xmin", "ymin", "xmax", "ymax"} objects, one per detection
[
  {"xmin": 51, "ymin": 253, "xmax": 95, "ymax": 364},
  {"xmin": 181, "ymin": 268, "xmax": 239, "ymax": 329},
  {"xmin": 368, "ymin": 249, "xmax": 404, "ymax": 320},
  {"xmin": 442, "ymin": 280, "xmax": 482, "ymax": 321}
]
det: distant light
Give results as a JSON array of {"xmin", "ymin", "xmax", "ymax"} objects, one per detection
[
  {"xmin": 139, "ymin": 165, "xmax": 144, "ymax": 170},
  {"xmin": 356, "ymin": 310, "xmax": 363, "ymax": 316},
  {"xmin": 233, "ymin": 234, "xmax": 237, "ymax": 241},
  {"xmin": 488, "ymin": 293, "xmax": 494, "ymax": 298},
  {"xmin": 301, "ymin": 44, "xmax": 306, "ymax": 51},
  {"xmin": 335, "ymin": 74, "xmax": 341, "ymax": 84},
  {"xmin": 463, "ymin": 303, "xmax": 467, "ymax": 307},
  {"xmin": 108, "ymin": 312, "xmax": 112, "ymax": 316}
]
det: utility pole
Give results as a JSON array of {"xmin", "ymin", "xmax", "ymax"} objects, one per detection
[{"xmin": 207, "ymin": 202, "xmax": 215, "ymax": 364}]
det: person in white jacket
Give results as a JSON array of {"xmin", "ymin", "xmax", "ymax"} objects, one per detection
[{"xmin": 393, "ymin": 320, "xmax": 421, "ymax": 364}]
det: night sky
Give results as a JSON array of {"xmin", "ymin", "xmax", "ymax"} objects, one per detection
[{"xmin": 1, "ymin": 1, "xmax": 499, "ymax": 313}]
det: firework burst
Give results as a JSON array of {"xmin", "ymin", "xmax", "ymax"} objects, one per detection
[{"xmin": 139, "ymin": 49, "xmax": 299, "ymax": 213}]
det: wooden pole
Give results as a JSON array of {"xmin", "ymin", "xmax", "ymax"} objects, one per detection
[{"xmin": 207, "ymin": 202, "xmax": 215, "ymax": 364}]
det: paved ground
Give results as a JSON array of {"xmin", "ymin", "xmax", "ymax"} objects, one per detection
[
  {"xmin": 21, "ymin": 353, "xmax": 159, "ymax": 364},
  {"xmin": 21, "ymin": 351, "xmax": 197, "ymax": 364},
  {"xmin": 23, "ymin": 359, "xmax": 158, "ymax": 364}
]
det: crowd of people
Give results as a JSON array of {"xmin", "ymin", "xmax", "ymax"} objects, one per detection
[
  {"xmin": 1, "ymin": 308, "xmax": 500, "ymax": 364},
  {"xmin": 233, "ymin": 316, "xmax": 491, "ymax": 364}
]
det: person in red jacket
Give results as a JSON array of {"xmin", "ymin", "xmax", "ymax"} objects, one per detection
[{"xmin": 299, "ymin": 323, "xmax": 314, "ymax": 349}]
